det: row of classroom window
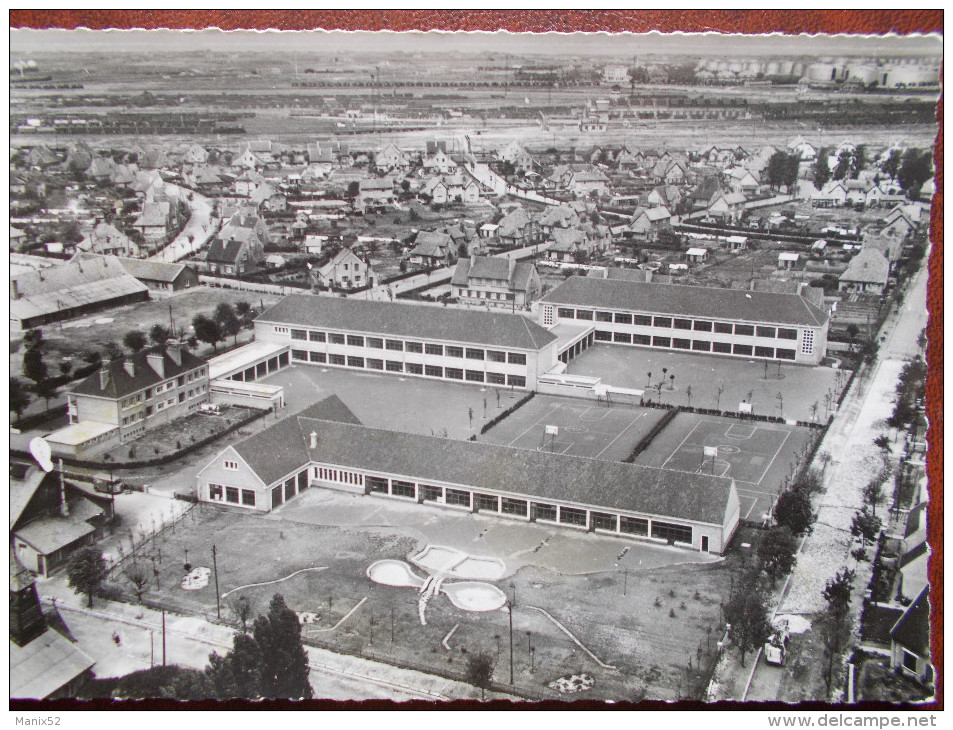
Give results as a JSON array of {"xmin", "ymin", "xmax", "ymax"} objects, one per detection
[
  {"xmin": 291, "ymin": 349, "xmax": 527, "ymax": 387},
  {"xmin": 591, "ymin": 331, "xmax": 798, "ymax": 360},
  {"xmin": 358, "ymin": 473, "xmax": 694, "ymax": 543},
  {"xmin": 210, "ymin": 470, "xmax": 310, "ymax": 509},
  {"xmin": 554, "ymin": 308, "xmax": 799, "ymax": 340},
  {"xmin": 287, "ymin": 328, "xmax": 528, "ymax": 364}
]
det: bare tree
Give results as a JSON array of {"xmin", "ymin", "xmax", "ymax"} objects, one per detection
[
  {"xmin": 232, "ymin": 595, "xmax": 255, "ymax": 634},
  {"xmin": 125, "ymin": 564, "xmax": 149, "ymax": 603}
]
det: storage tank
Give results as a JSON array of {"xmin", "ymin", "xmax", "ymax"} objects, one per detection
[
  {"xmin": 885, "ymin": 65, "xmax": 922, "ymax": 87},
  {"xmin": 779, "ymin": 60, "xmax": 795, "ymax": 75},
  {"xmin": 745, "ymin": 61, "xmax": 762, "ymax": 76},
  {"xmin": 765, "ymin": 61, "xmax": 781, "ymax": 76},
  {"xmin": 846, "ymin": 64, "xmax": 877, "ymax": 86},
  {"xmin": 727, "ymin": 61, "xmax": 744, "ymax": 75},
  {"xmin": 806, "ymin": 63, "xmax": 836, "ymax": 82},
  {"xmin": 791, "ymin": 62, "xmax": 805, "ymax": 76}
]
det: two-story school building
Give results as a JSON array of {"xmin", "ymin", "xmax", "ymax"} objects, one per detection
[
  {"xmin": 539, "ymin": 277, "xmax": 830, "ymax": 366},
  {"xmin": 196, "ymin": 397, "xmax": 741, "ymax": 554},
  {"xmin": 254, "ymin": 294, "xmax": 558, "ymax": 390}
]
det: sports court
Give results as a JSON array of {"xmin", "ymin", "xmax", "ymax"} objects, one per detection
[
  {"xmin": 480, "ymin": 394, "xmax": 667, "ymax": 461},
  {"xmin": 636, "ymin": 412, "xmax": 815, "ymax": 522}
]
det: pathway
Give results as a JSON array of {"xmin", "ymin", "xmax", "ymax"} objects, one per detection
[{"xmin": 149, "ymin": 186, "xmax": 218, "ymax": 263}]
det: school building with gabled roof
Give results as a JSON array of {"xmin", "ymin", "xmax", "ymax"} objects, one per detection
[
  {"xmin": 540, "ymin": 276, "xmax": 830, "ymax": 366},
  {"xmin": 196, "ymin": 397, "xmax": 741, "ymax": 554},
  {"xmin": 254, "ymin": 294, "xmax": 558, "ymax": 390}
]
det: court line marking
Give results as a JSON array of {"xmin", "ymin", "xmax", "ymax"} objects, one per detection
[
  {"xmin": 661, "ymin": 419, "xmax": 703, "ymax": 469},
  {"xmin": 742, "ymin": 496, "xmax": 761, "ymax": 520},
  {"xmin": 594, "ymin": 412, "xmax": 645, "ymax": 459},
  {"xmin": 756, "ymin": 429, "xmax": 791, "ymax": 486},
  {"xmin": 725, "ymin": 424, "xmax": 756, "ymax": 439}
]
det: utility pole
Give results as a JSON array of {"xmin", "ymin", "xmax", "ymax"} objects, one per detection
[
  {"xmin": 162, "ymin": 610, "xmax": 167, "ymax": 666},
  {"xmin": 509, "ymin": 582, "xmax": 516, "ymax": 685},
  {"xmin": 169, "ymin": 304, "xmax": 175, "ymax": 337},
  {"xmin": 212, "ymin": 544, "xmax": 221, "ymax": 620}
]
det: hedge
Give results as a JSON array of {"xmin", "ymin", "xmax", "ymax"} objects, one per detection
[
  {"xmin": 479, "ymin": 391, "xmax": 536, "ymax": 435},
  {"xmin": 13, "ymin": 404, "xmax": 68, "ymax": 431},
  {"xmin": 625, "ymin": 407, "xmax": 680, "ymax": 463}
]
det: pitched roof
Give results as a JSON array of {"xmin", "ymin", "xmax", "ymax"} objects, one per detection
[
  {"xmin": 839, "ymin": 247, "xmax": 890, "ymax": 284},
  {"xmin": 14, "ymin": 517, "xmax": 96, "ymax": 556},
  {"xmin": 10, "ymin": 629, "xmax": 95, "ymax": 700},
  {"xmin": 257, "ymin": 293, "xmax": 557, "ymax": 350},
  {"xmin": 10, "ymin": 462, "xmax": 48, "ymax": 530},
  {"xmin": 71, "ymin": 345, "xmax": 206, "ymax": 400},
  {"xmin": 541, "ymin": 276, "xmax": 830, "ymax": 327},
  {"xmin": 891, "ymin": 586, "xmax": 930, "ymax": 657},
  {"xmin": 238, "ymin": 413, "xmax": 737, "ymax": 526},
  {"xmin": 133, "ymin": 201, "xmax": 170, "ymax": 228},
  {"xmin": 78, "ymin": 253, "xmax": 191, "ymax": 284},
  {"xmin": 409, "ymin": 230, "xmax": 452, "ymax": 258},
  {"xmin": 231, "ymin": 397, "xmax": 361, "ymax": 485}
]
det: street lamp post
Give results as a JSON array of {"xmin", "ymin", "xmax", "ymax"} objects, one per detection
[{"xmin": 508, "ymin": 582, "xmax": 516, "ymax": 685}]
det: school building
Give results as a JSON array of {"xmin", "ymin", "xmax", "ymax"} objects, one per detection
[
  {"xmin": 539, "ymin": 277, "xmax": 830, "ymax": 366},
  {"xmin": 254, "ymin": 294, "xmax": 558, "ymax": 390},
  {"xmin": 196, "ymin": 397, "xmax": 741, "ymax": 554}
]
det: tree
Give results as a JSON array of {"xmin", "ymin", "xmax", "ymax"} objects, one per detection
[
  {"xmin": 792, "ymin": 469, "xmax": 824, "ymax": 496},
  {"xmin": 850, "ymin": 508, "xmax": 882, "ymax": 548},
  {"xmin": 774, "ymin": 488, "xmax": 814, "ymax": 535},
  {"xmin": 22, "ymin": 343, "xmax": 47, "ymax": 385},
  {"xmin": 125, "ymin": 565, "xmax": 149, "ymax": 603},
  {"xmin": 232, "ymin": 595, "xmax": 254, "ymax": 634},
  {"xmin": 862, "ymin": 468, "xmax": 890, "ymax": 517},
  {"xmin": 123, "ymin": 330, "xmax": 148, "ymax": 354},
  {"xmin": 766, "ymin": 150, "xmax": 800, "ymax": 189},
  {"xmin": 346, "ymin": 181, "xmax": 360, "ymax": 198},
  {"xmin": 206, "ymin": 632, "xmax": 263, "ymax": 700},
  {"xmin": 723, "ymin": 570, "xmax": 772, "ymax": 667},
  {"xmin": 10, "ymin": 377, "xmax": 33, "ymax": 421},
  {"xmin": 149, "ymin": 324, "xmax": 172, "ymax": 346},
  {"xmin": 33, "ymin": 379, "xmax": 59, "ymax": 410},
  {"xmin": 252, "ymin": 594, "xmax": 313, "ymax": 699},
  {"xmin": 758, "ymin": 526, "xmax": 798, "ymax": 586},
  {"xmin": 80, "ymin": 349, "xmax": 103, "ymax": 367},
  {"xmin": 214, "ymin": 303, "xmax": 241, "ymax": 346},
  {"xmin": 101, "ymin": 341, "xmax": 124, "ymax": 361},
  {"xmin": 192, "ymin": 314, "xmax": 223, "ymax": 353},
  {"xmin": 851, "ymin": 145, "xmax": 867, "ymax": 179},
  {"xmin": 466, "ymin": 652, "xmax": 495, "ymax": 701},
  {"xmin": 881, "ymin": 149, "xmax": 903, "ymax": 180},
  {"xmin": 845, "ymin": 323, "xmax": 859, "ymax": 350},
  {"xmin": 898, "ymin": 149, "xmax": 933, "ymax": 197},
  {"xmin": 832, "ymin": 150, "xmax": 852, "ymax": 181},
  {"xmin": 812, "ymin": 148, "xmax": 831, "ymax": 188},
  {"xmin": 820, "ymin": 568, "xmax": 856, "ymax": 696},
  {"xmin": 67, "ymin": 547, "xmax": 108, "ymax": 608},
  {"xmin": 235, "ymin": 301, "xmax": 253, "ymax": 326}
]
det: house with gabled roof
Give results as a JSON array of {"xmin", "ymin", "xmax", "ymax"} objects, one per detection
[
  {"xmin": 548, "ymin": 163, "xmax": 610, "ymax": 197},
  {"xmin": 314, "ymin": 248, "xmax": 377, "ymax": 290},
  {"xmin": 628, "ymin": 206, "xmax": 672, "ymax": 240},
  {"xmin": 496, "ymin": 207, "xmax": 539, "ymax": 247},
  {"xmin": 452, "ymin": 255, "xmax": 540, "ymax": 307},
  {"xmin": 375, "ymin": 142, "xmax": 411, "ymax": 172},
  {"xmin": 707, "ymin": 191, "xmax": 747, "ymax": 223},
  {"xmin": 497, "ymin": 140, "xmax": 535, "ymax": 173},
  {"xmin": 421, "ymin": 174, "xmax": 480, "ymax": 205},
  {"xmin": 538, "ymin": 205, "xmax": 579, "ymax": 234},
  {"xmin": 205, "ymin": 229, "xmax": 264, "ymax": 276},
  {"xmin": 422, "ymin": 148, "xmax": 458, "ymax": 175},
  {"xmin": 546, "ymin": 228, "xmax": 594, "ymax": 263},
  {"xmin": 132, "ymin": 201, "xmax": 174, "ymax": 245},
  {"xmin": 80, "ymin": 254, "xmax": 199, "ymax": 293},
  {"xmin": 890, "ymin": 586, "xmax": 933, "ymax": 687},
  {"xmin": 77, "ymin": 222, "xmax": 140, "ymax": 258},
  {"xmin": 407, "ymin": 230, "xmax": 454, "ymax": 267},
  {"xmin": 184, "ymin": 143, "xmax": 209, "ymax": 165},
  {"xmin": 838, "ymin": 247, "xmax": 891, "ymax": 295}
]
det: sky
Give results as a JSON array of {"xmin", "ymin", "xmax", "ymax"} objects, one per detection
[{"xmin": 10, "ymin": 28, "xmax": 943, "ymax": 59}]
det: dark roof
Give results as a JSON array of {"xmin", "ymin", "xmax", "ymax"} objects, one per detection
[
  {"xmin": 234, "ymin": 411, "xmax": 736, "ymax": 525},
  {"xmin": 861, "ymin": 603, "xmax": 905, "ymax": 644},
  {"xmin": 541, "ymin": 276, "xmax": 829, "ymax": 328},
  {"xmin": 257, "ymin": 294, "xmax": 557, "ymax": 350},
  {"xmin": 207, "ymin": 238, "xmax": 246, "ymax": 264},
  {"xmin": 78, "ymin": 254, "xmax": 192, "ymax": 284},
  {"xmin": 71, "ymin": 345, "xmax": 206, "ymax": 400},
  {"xmin": 891, "ymin": 586, "xmax": 930, "ymax": 657},
  {"xmin": 232, "ymin": 397, "xmax": 361, "ymax": 485}
]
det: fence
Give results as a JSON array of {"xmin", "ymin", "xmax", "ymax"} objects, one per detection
[
  {"xmin": 480, "ymin": 391, "xmax": 536, "ymax": 434},
  {"xmin": 624, "ymin": 407, "xmax": 679, "ymax": 463},
  {"xmin": 198, "ymin": 275, "xmax": 303, "ymax": 296}
]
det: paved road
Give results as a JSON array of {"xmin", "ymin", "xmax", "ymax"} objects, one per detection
[{"xmin": 149, "ymin": 186, "xmax": 218, "ymax": 263}]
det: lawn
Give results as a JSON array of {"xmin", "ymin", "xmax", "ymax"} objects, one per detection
[
  {"xmin": 566, "ymin": 344, "xmax": 848, "ymax": 423},
  {"xmin": 107, "ymin": 490, "xmax": 739, "ymax": 701}
]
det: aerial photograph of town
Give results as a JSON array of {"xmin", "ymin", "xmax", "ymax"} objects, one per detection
[{"xmin": 8, "ymin": 16, "xmax": 939, "ymax": 713}]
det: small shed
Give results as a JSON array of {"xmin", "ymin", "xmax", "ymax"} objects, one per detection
[
  {"xmin": 778, "ymin": 252, "xmax": 800, "ymax": 270},
  {"xmin": 811, "ymin": 239, "xmax": 828, "ymax": 252},
  {"xmin": 725, "ymin": 235, "xmax": 748, "ymax": 251},
  {"xmin": 685, "ymin": 247, "xmax": 710, "ymax": 263}
]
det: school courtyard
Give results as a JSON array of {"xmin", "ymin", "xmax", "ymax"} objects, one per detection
[
  {"xmin": 105, "ymin": 492, "xmax": 739, "ymax": 701},
  {"xmin": 564, "ymin": 344, "xmax": 848, "ymax": 423}
]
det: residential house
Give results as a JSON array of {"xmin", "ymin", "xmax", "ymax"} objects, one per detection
[
  {"xmin": 538, "ymin": 205, "xmax": 580, "ymax": 235},
  {"xmin": 628, "ymin": 206, "xmax": 672, "ymax": 241},
  {"xmin": 688, "ymin": 176, "xmax": 725, "ymax": 211},
  {"xmin": 133, "ymin": 145, "xmax": 171, "ymax": 170},
  {"xmin": 303, "ymin": 235, "xmax": 328, "ymax": 255},
  {"xmin": 616, "ymin": 147, "xmax": 645, "ymax": 169},
  {"xmin": 881, "ymin": 208, "xmax": 917, "ymax": 239},
  {"xmin": 497, "ymin": 208, "xmax": 539, "ymax": 248},
  {"xmin": 548, "ymin": 164, "xmax": 610, "ymax": 197},
  {"xmin": 184, "ymin": 143, "xmax": 209, "ymax": 165},
  {"xmin": 421, "ymin": 174, "xmax": 480, "ymax": 205},
  {"xmin": 838, "ymin": 247, "xmax": 891, "ymax": 295},
  {"xmin": 845, "ymin": 179, "xmax": 883, "ymax": 208},
  {"xmin": 132, "ymin": 200, "xmax": 174, "ymax": 246},
  {"xmin": 235, "ymin": 146, "xmax": 266, "ymax": 170},
  {"xmin": 890, "ymin": 587, "xmax": 933, "ymax": 687},
  {"xmin": 60, "ymin": 341, "xmax": 210, "ymax": 449},
  {"xmin": 422, "ymin": 148, "xmax": 458, "ymax": 175},
  {"xmin": 77, "ymin": 254, "xmax": 199, "ymax": 293},
  {"xmin": 184, "ymin": 165, "xmax": 226, "ymax": 191},
  {"xmin": 205, "ymin": 228, "xmax": 265, "ymax": 276},
  {"xmin": 812, "ymin": 181, "xmax": 849, "ymax": 208},
  {"xmin": 10, "ymin": 459, "xmax": 114, "ymax": 576},
  {"xmin": 724, "ymin": 166, "xmax": 760, "ymax": 194},
  {"xmin": 355, "ymin": 176, "xmax": 396, "ymax": 212},
  {"xmin": 707, "ymin": 191, "xmax": 747, "ymax": 223},
  {"xmin": 234, "ymin": 169, "xmax": 267, "ymax": 198},
  {"xmin": 10, "ymin": 225, "xmax": 27, "ymax": 251},
  {"xmin": 264, "ymin": 192, "xmax": 288, "ymax": 213},
  {"xmin": 77, "ymin": 222, "xmax": 140, "ymax": 258},
  {"xmin": 497, "ymin": 141, "xmax": 535, "ymax": 173},
  {"xmin": 407, "ymin": 230, "xmax": 454, "ymax": 267},
  {"xmin": 645, "ymin": 185, "xmax": 683, "ymax": 211},
  {"xmin": 374, "ymin": 143, "xmax": 411, "ymax": 172},
  {"xmin": 547, "ymin": 228, "xmax": 593, "ymax": 263},
  {"xmin": 314, "ymin": 248, "xmax": 377, "ymax": 290},
  {"xmin": 652, "ymin": 157, "xmax": 687, "ymax": 185},
  {"xmin": 110, "ymin": 163, "xmax": 138, "ymax": 188},
  {"xmin": 10, "ymin": 255, "xmax": 149, "ymax": 331},
  {"xmin": 777, "ymin": 252, "xmax": 800, "ymax": 270},
  {"xmin": 788, "ymin": 136, "xmax": 818, "ymax": 161},
  {"xmin": 87, "ymin": 156, "xmax": 117, "ymax": 181}
]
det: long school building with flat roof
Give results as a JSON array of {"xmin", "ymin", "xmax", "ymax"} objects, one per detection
[
  {"xmin": 254, "ymin": 294, "xmax": 558, "ymax": 390},
  {"xmin": 196, "ymin": 398, "xmax": 741, "ymax": 554},
  {"xmin": 539, "ymin": 277, "xmax": 830, "ymax": 366}
]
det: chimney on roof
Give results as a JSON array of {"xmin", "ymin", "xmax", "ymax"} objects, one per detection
[
  {"xmin": 122, "ymin": 359, "xmax": 135, "ymax": 378},
  {"xmin": 99, "ymin": 361, "xmax": 111, "ymax": 390},
  {"xmin": 309, "ymin": 432, "xmax": 318, "ymax": 449},
  {"xmin": 147, "ymin": 351, "xmax": 165, "ymax": 379},
  {"xmin": 166, "ymin": 339, "xmax": 182, "ymax": 366}
]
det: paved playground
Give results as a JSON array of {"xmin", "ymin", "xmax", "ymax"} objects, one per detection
[
  {"xmin": 261, "ymin": 364, "xmax": 526, "ymax": 440},
  {"xmin": 566, "ymin": 344, "xmax": 848, "ymax": 423},
  {"xmin": 636, "ymin": 412, "xmax": 816, "ymax": 523},
  {"xmin": 480, "ymin": 394, "xmax": 667, "ymax": 461}
]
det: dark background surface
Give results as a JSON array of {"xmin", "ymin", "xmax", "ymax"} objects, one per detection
[{"xmin": 9, "ymin": 9, "xmax": 942, "ymax": 712}]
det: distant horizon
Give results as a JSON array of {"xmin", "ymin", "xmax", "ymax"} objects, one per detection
[{"xmin": 10, "ymin": 28, "xmax": 943, "ymax": 59}]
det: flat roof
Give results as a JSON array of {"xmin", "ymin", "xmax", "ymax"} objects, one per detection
[
  {"xmin": 685, "ymin": 247, "xmax": 709, "ymax": 256},
  {"xmin": 541, "ymin": 276, "xmax": 829, "ymax": 328},
  {"xmin": 208, "ymin": 341, "xmax": 290, "ymax": 380},
  {"xmin": 549, "ymin": 321, "xmax": 596, "ymax": 351},
  {"xmin": 45, "ymin": 421, "xmax": 118, "ymax": 447},
  {"xmin": 258, "ymin": 294, "xmax": 557, "ymax": 352},
  {"xmin": 211, "ymin": 379, "xmax": 284, "ymax": 396}
]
